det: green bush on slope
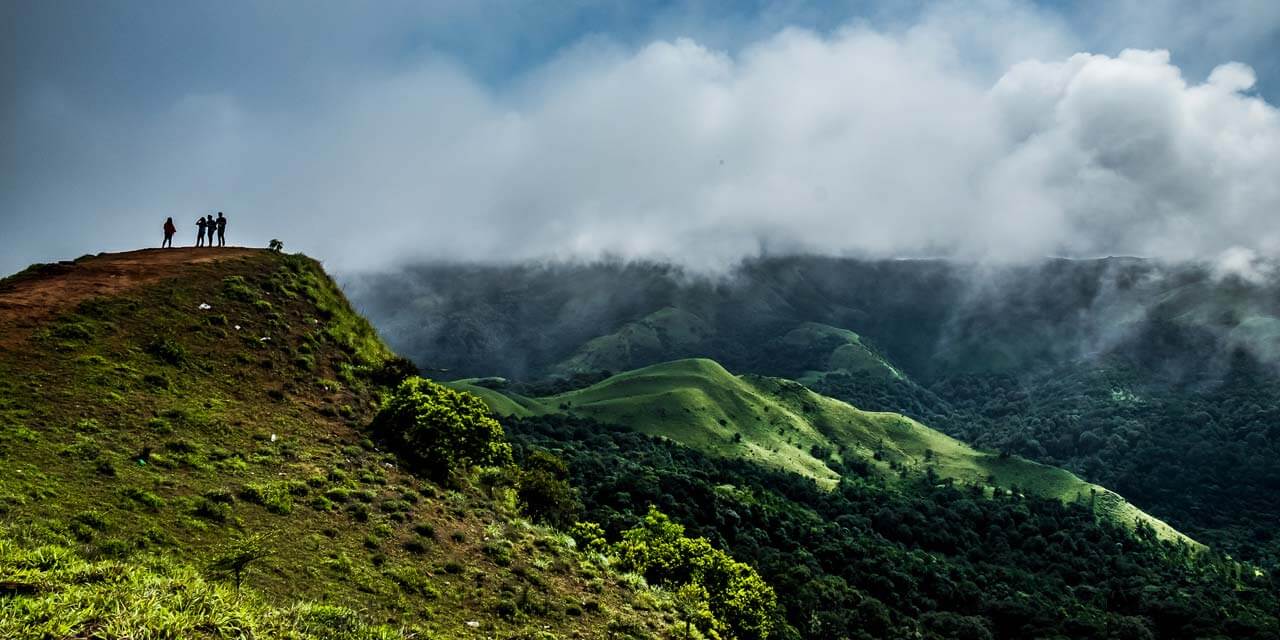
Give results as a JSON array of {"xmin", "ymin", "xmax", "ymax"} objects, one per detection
[
  {"xmin": 371, "ymin": 377, "xmax": 512, "ymax": 480},
  {"xmin": 612, "ymin": 506, "xmax": 778, "ymax": 640}
]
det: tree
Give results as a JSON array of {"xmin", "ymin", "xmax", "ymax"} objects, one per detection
[
  {"xmin": 517, "ymin": 449, "xmax": 582, "ymax": 527},
  {"xmin": 614, "ymin": 507, "xmax": 778, "ymax": 639},
  {"xmin": 673, "ymin": 582, "xmax": 715, "ymax": 639},
  {"xmin": 210, "ymin": 533, "xmax": 270, "ymax": 592},
  {"xmin": 370, "ymin": 376, "xmax": 512, "ymax": 480}
]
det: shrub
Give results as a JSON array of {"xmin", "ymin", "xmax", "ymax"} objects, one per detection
[
  {"xmin": 239, "ymin": 483, "xmax": 293, "ymax": 515},
  {"xmin": 121, "ymin": 487, "xmax": 165, "ymax": 511},
  {"xmin": 614, "ymin": 507, "xmax": 777, "ymax": 640},
  {"xmin": 143, "ymin": 372, "xmax": 171, "ymax": 389},
  {"xmin": 483, "ymin": 540, "xmax": 514, "ymax": 567},
  {"xmin": 517, "ymin": 450, "xmax": 582, "ymax": 528},
  {"xmin": 145, "ymin": 336, "xmax": 187, "ymax": 366},
  {"xmin": 222, "ymin": 276, "xmax": 255, "ymax": 302},
  {"xmin": 192, "ymin": 498, "xmax": 231, "ymax": 523},
  {"xmin": 347, "ymin": 502, "xmax": 370, "ymax": 522},
  {"xmin": 379, "ymin": 499, "xmax": 411, "ymax": 514},
  {"xmin": 369, "ymin": 356, "xmax": 420, "ymax": 387},
  {"xmin": 51, "ymin": 321, "xmax": 94, "ymax": 342},
  {"xmin": 370, "ymin": 377, "xmax": 512, "ymax": 480}
]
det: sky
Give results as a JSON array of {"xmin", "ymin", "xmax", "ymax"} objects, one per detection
[{"xmin": 3, "ymin": 0, "xmax": 1280, "ymax": 275}]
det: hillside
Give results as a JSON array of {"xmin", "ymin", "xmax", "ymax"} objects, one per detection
[
  {"xmin": 353, "ymin": 255, "xmax": 1280, "ymax": 570},
  {"xmin": 452, "ymin": 358, "xmax": 1194, "ymax": 546},
  {"xmin": 0, "ymin": 249, "xmax": 681, "ymax": 638}
]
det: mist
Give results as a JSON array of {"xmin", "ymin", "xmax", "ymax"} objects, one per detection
[{"xmin": 4, "ymin": 1, "xmax": 1280, "ymax": 275}]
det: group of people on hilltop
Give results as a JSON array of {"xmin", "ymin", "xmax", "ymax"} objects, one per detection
[{"xmin": 161, "ymin": 212, "xmax": 228, "ymax": 248}]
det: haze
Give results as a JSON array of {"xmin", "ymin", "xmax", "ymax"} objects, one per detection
[{"xmin": 4, "ymin": 1, "xmax": 1280, "ymax": 275}]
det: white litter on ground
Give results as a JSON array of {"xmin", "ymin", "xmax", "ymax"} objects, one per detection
[{"xmin": 198, "ymin": 303, "xmax": 211, "ymax": 310}]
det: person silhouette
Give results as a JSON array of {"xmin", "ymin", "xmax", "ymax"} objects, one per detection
[
  {"xmin": 163, "ymin": 217, "xmax": 176, "ymax": 248},
  {"xmin": 196, "ymin": 216, "xmax": 207, "ymax": 247},
  {"xmin": 206, "ymin": 215, "xmax": 216, "ymax": 247},
  {"xmin": 216, "ymin": 212, "xmax": 227, "ymax": 247}
]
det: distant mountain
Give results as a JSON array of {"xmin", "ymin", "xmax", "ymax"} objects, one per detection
[
  {"xmin": 452, "ymin": 358, "xmax": 1194, "ymax": 546},
  {"xmin": 351, "ymin": 255, "xmax": 1280, "ymax": 569}
]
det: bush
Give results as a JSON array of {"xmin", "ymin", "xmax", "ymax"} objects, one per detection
[
  {"xmin": 222, "ymin": 276, "xmax": 255, "ymax": 302},
  {"xmin": 239, "ymin": 483, "xmax": 293, "ymax": 515},
  {"xmin": 518, "ymin": 450, "xmax": 582, "ymax": 528},
  {"xmin": 51, "ymin": 321, "xmax": 93, "ymax": 342},
  {"xmin": 370, "ymin": 377, "xmax": 512, "ymax": 480},
  {"xmin": 614, "ymin": 507, "xmax": 778, "ymax": 640},
  {"xmin": 402, "ymin": 537, "xmax": 430, "ymax": 555},
  {"xmin": 369, "ymin": 356, "xmax": 420, "ymax": 387},
  {"xmin": 193, "ymin": 497, "xmax": 231, "ymax": 523},
  {"xmin": 145, "ymin": 336, "xmax": 187, "ymax": 366}
]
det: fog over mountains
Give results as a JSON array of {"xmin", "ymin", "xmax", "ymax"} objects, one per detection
[{"xmin": 4, "ymin": 1, "xmax": 1280, "ymax": 274}]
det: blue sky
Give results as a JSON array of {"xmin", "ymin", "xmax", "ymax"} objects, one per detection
[{"xmin": 3, "ymin": 1, "xmax": 1280, "ymax": 273}]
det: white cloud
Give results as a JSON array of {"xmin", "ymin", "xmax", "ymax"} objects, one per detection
[{"xmin": 4, "ymin": 8, "xmax": 1280, "ymax": 274}]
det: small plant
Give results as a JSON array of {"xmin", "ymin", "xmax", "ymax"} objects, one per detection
[
  {"xmin": 193, "ymin": 497, "xmax": 231, "ymax": 523},
  {"xmin": 210, "ymin": 533, "xmax": 270, "ymax": 592},
  {"xmin": 346, "ymin": 502, "xmax": 370, "ymax": 522},
  {"xmin": 268, "ymin": 239, "xmax": 284, "ymax": 253},
  {"xmin": 222, "ymin": 275, "xmax": 256, "ymax": 302},
  {"xmin": 239, "ymin": 482, "xmax": 294, "ymax": 515},
  {"xmin": 145, "ymin": 336, "xmax": 187, "ymax": 366}
]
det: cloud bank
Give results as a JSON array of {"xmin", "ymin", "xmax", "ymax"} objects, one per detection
[{"xmin": 3, "ymin": 3, "xmax": 1279, "ymax": 273}]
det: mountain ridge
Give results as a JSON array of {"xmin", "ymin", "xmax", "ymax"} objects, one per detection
[{"xmin": 451, "ymin": 357, "xmax": 1197, "ymax": 547}]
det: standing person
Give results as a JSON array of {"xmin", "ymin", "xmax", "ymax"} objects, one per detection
[
  {"xmin": 196, "ymin": 216, "xmax": 207, "ymax": 247},
  {"xmin": 216, "ymin": 212, "xmax": 227, "ymax": 247},
  {"xmin": 206, "ymin": 215, "xmax": 216, "ymax": 247},
  {"xmin": 162, "ymin": 217, "xmax": 176, "ymax": 248}
]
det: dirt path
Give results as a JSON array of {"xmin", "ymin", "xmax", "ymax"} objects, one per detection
[{"xmin": 0, "ymin": 248, "xmax": 263, "ymax": 345}]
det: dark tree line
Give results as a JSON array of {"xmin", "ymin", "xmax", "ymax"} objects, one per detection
[{"xmin": 508, "ymin": 414, "xmax": 1280, "ymax": 640}]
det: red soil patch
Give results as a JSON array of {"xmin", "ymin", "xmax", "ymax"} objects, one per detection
[{"xmin": 0, "ymin": 248, "xmax": 263, "ymax": 347}]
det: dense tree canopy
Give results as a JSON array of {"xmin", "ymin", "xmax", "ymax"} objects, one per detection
[
  {"xmin": 370, "ymin": 377, "xmax": 511, "ymax": 479},
  {"xmin": 510, "ymin": 414, "xmax": 1280, "ymax": 640}
]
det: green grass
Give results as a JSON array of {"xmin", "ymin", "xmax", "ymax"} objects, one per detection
[
  {"xmin": 0, "ymin": 530, "xmax": 405, "ymax": 639},
  {"xmin": 553, "ymin": 307, "xmax": 712, "ymax": 375},
  {"xmin": 455, "ymin": 358, "xmax": 1198, "ymax": 547},
  {"xmin": 781, "ymin": 322, "xmax": 904, "ymax": 384},
  {"xmin": 0, "ymin": 250, "xmax": 674, "ymax": 639}
]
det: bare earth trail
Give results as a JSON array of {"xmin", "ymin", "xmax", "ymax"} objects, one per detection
[{"xmin": 0, "ymin": 248, "xmax": 262, "ymax": 347}]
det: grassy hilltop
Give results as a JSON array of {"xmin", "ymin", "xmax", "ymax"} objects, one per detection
[
  {"xmin": 0, "ymin": 249, "xmax": 683, "ymax": 639},
  {"xmin": 452, "ymin": 358, "xmax": 1193, "ymax": 546}
]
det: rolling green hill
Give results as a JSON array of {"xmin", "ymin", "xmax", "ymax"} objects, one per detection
[
  {"xmin": 553, "ymin": 307, "xmax": 713, "ymax": 375},
  {"xmin": 0, "ymin": 250, "xmax": 675, "ymax": 638},
  {"xmin": 452, "ymin": 358, "xmax": 1195, "ymax": 547}
]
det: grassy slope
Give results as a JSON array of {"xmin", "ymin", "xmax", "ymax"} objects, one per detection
[
  {"xmin": 553, "ymin": 307, "xmax": 711, "ymax": 375},
  {"xmin": 453, "ymin": 358, "xmax": 1195, "ymax": 547},
  {"xmin": 0, "ymin": 250, "xmax": 671, "ymax": 638},
  {"xmin": 780, "ymin": 322, "xmax": 904, "ymax": 384}
]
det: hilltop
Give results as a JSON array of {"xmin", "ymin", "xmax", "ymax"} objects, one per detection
[
  {"xmin": 0, "ymin": 249, "xmax": 690, "ymax": 638},
  {"xmin": 452, "ymin": 358, "xmax": 1193, "ymax": 546}
]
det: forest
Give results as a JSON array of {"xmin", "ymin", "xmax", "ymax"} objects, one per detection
[{"xmin": 508, "ymin": 413, "xmax": 1279, "ymax": 640}]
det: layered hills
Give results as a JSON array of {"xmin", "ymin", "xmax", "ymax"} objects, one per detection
[{"xmin": 452, "ymin": 358, "xmax": 1191, "ymax": 546}]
